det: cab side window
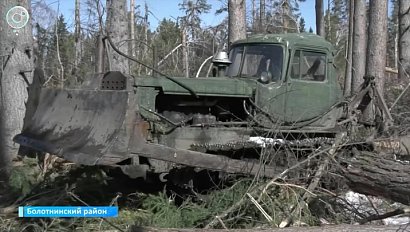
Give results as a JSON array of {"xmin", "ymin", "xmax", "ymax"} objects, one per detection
[{"xmin": 291, "ymin": 50, "xmax": 326, "ymax": 81}]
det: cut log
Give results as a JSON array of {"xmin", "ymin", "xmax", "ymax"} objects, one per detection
[{"xmin": 341, "ymin": 150, "xmax": 410, "ymax": 205}]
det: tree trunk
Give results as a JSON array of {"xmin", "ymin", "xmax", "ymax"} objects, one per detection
[
  {"xmin": 0, "ymin": 1, "xmax": 34, "ymax": 179},
  {"xmin": 259, "ymin": 0, "xmax": 265, "ymax": 32},
  {"xmin": 129, "ymin": 0, "xmax": 135, "ymax": 57},
  {"xmin": 351, "ymin": 0, "xmax": 367, "ymax": 94},
  {"xmin": 342, "ymin": 151, "xmax": 410, "ymax": 206},
  {"xmin": 282, "ymin": 1, "xmax": 289, "ymax": 34},
  {"xmin": 143, "ymin": 2, "xmax": 149, "ymax": 74},
  {"xmin": 106, "ymin": 0, "xmax": 129, "ymax": 73},
  {"xmin": 343, "ymin": 0, "xmax": 354, "ymax": 96},
  {"xmin": 228, "ymin": 0, "xmax": 246, "ymax": 46},
  {"xmin": 95, "ymin": 34, "xmax": 105, "ymax": 74},
  {"xmin": 74, "ymin": 0, "xmax": 81, "ymax": 71},
  {"xmin": 366, "ymin": 0, "xmax": 388, "ymax": 94},
  {"xmin": 315, "ymin": 0, "xmax": 325, "ymax": 37},
  {"xmin": 252, "ymin": 0, "xmax": 256, "ymax": 31},
  {"xmin": 399, "ymin": 0, "xmax": 410, "ymax": 79},
  {"xmin": 182, "ymin": 29, "xmax": 189, "ymax": 78},
  {"xmin": 95, "ymin": 0, "xmax": 105, "ymax": 74}
]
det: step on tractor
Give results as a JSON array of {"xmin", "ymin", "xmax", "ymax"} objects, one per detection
[{"xmin": 14, "ymin": 33, "xmax": 397, "ymax": 182}]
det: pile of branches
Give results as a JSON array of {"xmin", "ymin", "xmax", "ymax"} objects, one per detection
[{"xmin": 2, "ymin": 135, "xmax": 410, "ymax": 232}]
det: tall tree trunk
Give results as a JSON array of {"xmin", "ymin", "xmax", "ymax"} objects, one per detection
[
  {"xmin": 95, "ymin": 35, "xmax": 105, "ymax": 74},
  {"xmin": 106, "ymin": 0, "xmax": 129, "ymax": 73},
  {"xmin": 182, "ymin": 29, "xmax": 189, "ymax": 78},
  {"xmin": 95, "ymin": 0, "xmax": 105, "ymax": 74},
  {"xmin": 315, "ymin": 0, "xmax": 325, "ymax": 37},
  {"xmin": 259, "ymin": 0, "xmax": 265, "ymax": 32},
  {"xmin": 351, "ymin": 0, "xmax": 367, "ymax": 94},
  {"xmin": 282, "ymin": 1, "xmax": 289, "ymax": 33},
  {"xmin": 143, "ymin": 2, "xmax": 149, "ymax": 74},
  {"xmin": 366, "ymin": 0, "xmax": 388, "ymax": 94},
  {"xmin": 0, "ymin": 1, "xmax": 34, "ymax": 179},
  {"xmin": 343, "ymin": 0, "xmax": 354, "ymax": 96},
  {"xmin": 74, "ymin": 0, "xmax": 81, "ymax": 73},
  {"xmin": 228, "ymin": 0, "xmax": 246, "ymax": 46},
  {"xmin": 399, "ymin": 0, "xmax": 410, "ymax": 79},
  {"xmin": 252, "ymin": 0, "xmax": 256, "ymax": 31},
  {"xmin": 129, "ymin": 0, "xmax": 135, "ymax": 57}
]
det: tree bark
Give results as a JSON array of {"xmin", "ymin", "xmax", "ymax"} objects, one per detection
[
  {"xmin": 182, "ymin": 29, "xmax": 189, "ymax": 78},
  {"xmin": 74, "ymin": 0, "xmax": 81, "ymax": 71},
  {"xmin": 95, "ymin": 0, "xmax": 105, "ymax": 74},
  {"xmin": 282, "ymin": 1, "xmax": 290, "ymax": 34},
  {"xmin": 228, "ymin": 0, "xmax": 246, "ymax": 46},
  {"xmin": 95, "ymin": 34, "xmax": 105, "ymax": 74},
  {"xmin": 351, "ymin": 0, "xmax": 367, "ymax": 94},
  {"xmin": 342, "ymin": 150, "xmax": 410, "ymax": 206},
  {"xmin": 399, "ymin": 0, "xmax": 410, "ymax": 79},
  {"xmin": 106, "ymin": 0, "xmax": 129, "ymax": 74},
  {"xmin": 343, "ymin": 0, "xmax": 354, "ymax": 96},
  {"xmin": 0, "ymin": 1, "xmax": 34, "ymax": 179},
  {"xmin": 315, "ymin": 0, "xmax": 325, "ymax": 37},
  {"xmin": 129, "ymin": 0, "xmax": 135, "ymax": 57},
  {"xmin": 252, "ymin": 0, "xmax": 256, "ymax": 31},
  {"xmin": 259, "ymin": 0, "xmax": 265, "ymax": 32},
  {"xmin": 143, "ymin": 2, "xmax": 149, "ymax": 74},
  {"xmin": 366, "ymin": 0, "xmax": 388, "ymax": 94}
]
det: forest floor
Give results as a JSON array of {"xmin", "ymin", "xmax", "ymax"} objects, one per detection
[{"xmin": 1, "ymin": 154, "xmax": 410, "ymax": 232}]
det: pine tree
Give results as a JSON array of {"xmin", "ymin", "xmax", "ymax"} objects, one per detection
[
  {"xmin": 0, "ymin": 0, "xmax": 34, "ymax": 180},
  {"xmin": 179, "ymin": 0, "xmax": 211, "ymax": 41},
  {"xmin": 47, "ymin": 15, "xmax": 75, "ymax": 86},
  {"xmin": 265, "ymin": 0, "xmax": 305, "ymax": 33},
  {"xmin": 299, "ymin": 17, "xmax": 306, "ymax": 32},
  {"xmin": 324, "ymin": 0, "xmax": 349, "ymax": 79},
  {"xmin": 153, "ymin": 19, "xmax": 182, "ymax": 75},
  {"xmin": 366, "ymin": 0, "xmax": 388, "ymax": 93}
]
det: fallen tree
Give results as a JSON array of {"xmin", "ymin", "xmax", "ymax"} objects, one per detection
[{"xmin": 341, "ymin": 149, "xmax": 410, "ymax": 206}]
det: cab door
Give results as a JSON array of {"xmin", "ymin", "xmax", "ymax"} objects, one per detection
[
  {"xmin": 255, "ymin": 80, "xmax": 287, "ymax": 122},
  {"xmin": 253, "ymin": 46, "xmax": 287, "ymax": 123},
  {"xmin": 284, "ymin": 49, "xmax": 334, "ymax": 125}
]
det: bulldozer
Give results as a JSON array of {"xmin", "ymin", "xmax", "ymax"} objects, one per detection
[{"xmin": 14, "ymin": 33, "xmax": 395, "ymax": 181}]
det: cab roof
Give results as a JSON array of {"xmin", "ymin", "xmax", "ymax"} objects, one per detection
[{"xmin": 232, "ymin": 33, "xmax": 334, "ymax": 52}]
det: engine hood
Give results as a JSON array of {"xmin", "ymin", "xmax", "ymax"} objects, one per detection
[{"xmin": 135, "ymin": 76, "xmax": 256, "ymax": 97}]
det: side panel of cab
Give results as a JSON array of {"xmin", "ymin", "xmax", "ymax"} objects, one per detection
[{"xmin": 284, "ymin": 46, "xmax": 343, "ymax": 128}]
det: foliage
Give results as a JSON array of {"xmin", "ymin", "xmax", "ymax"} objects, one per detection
[
  {"xmin": 324, "ymin": 0, "xmax": 349, "ymax": 78},
  {"xmin": 299, "ymin": 17, "xmax": 306, "ymax": 32},
  {"xmin": 152, "ymin": 19, "xmax": 182, "ymax": 75},
  {"xmin": 8, "ymin": 157, "xmax": 41, "ymax": 196},
  {"xmin": 179, "ymin": 0, "xmax": 212, "ymax": 40}
]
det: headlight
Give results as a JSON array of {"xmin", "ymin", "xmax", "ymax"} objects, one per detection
[{"xmin": 259, "ymin": 71, "xmax": 272, "ymax": 84}]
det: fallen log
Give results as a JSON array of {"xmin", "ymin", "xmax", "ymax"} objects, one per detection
[{"xmin": 341, "ymin": 149, "xmax": 410, "ymax": 206}]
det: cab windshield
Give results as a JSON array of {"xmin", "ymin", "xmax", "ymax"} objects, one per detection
[{"xmin": 226, "ymin": 44, "xmax": 283, "ymax": 81}]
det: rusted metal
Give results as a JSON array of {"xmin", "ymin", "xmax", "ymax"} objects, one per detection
[
  {"xmin": 130, "ymin": 142, "xmax": 283, "ymax": 178},
  {"xmin": 14, "ymin": 87, "xmax": 133, "ymax": 165}
]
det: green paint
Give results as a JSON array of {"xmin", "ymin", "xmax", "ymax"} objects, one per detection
[{"xmin": 135, "ymin": 33, "xmax": 343, "ymax": 130}]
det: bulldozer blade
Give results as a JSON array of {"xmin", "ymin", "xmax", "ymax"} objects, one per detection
[{"xmin": 14, "ymin": 88, "xmax": 136, "ymax": 165}]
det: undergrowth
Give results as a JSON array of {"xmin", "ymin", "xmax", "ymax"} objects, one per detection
[{"xmin": 1, "ymin": 156, "xmax": 355, "ymax": 231}]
